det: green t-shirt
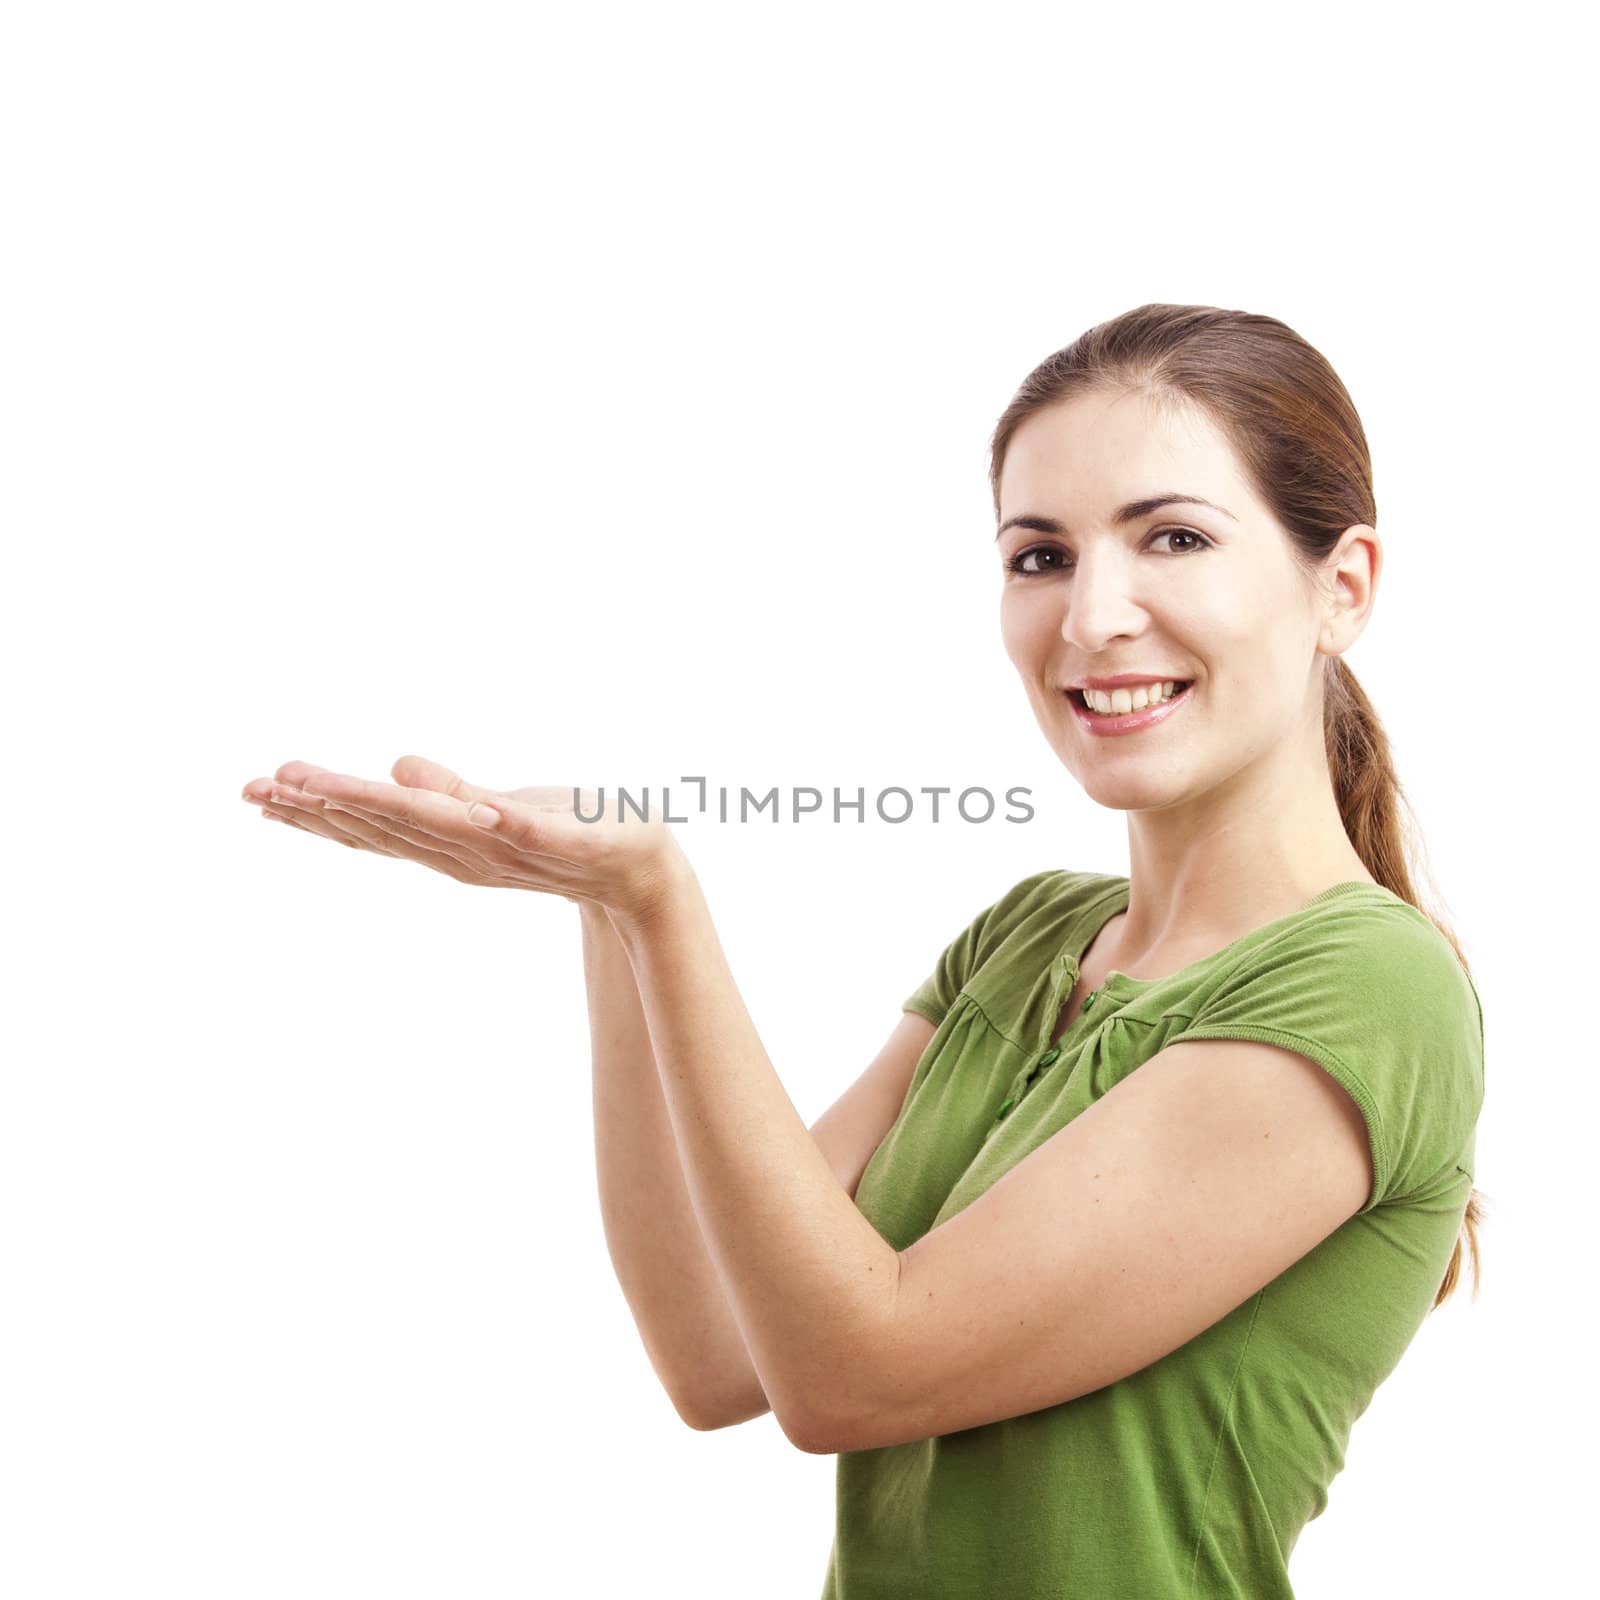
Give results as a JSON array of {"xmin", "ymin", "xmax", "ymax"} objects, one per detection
[{"xmin": 821, "ymin": 868, "xmax": 1484, "ymax": 1599}]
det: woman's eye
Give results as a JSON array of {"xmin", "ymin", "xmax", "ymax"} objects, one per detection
[
  {"xmin": 1003, "ymin": 526, "xmax": 1210, "ymax": 576},
  {"xmin": 1004, "ymin": 546, "xmax": 1067, "ymax": 575},
  {"xmin": 1151, "ymin": 526, "xmax": 1209, "ymax": 554}
]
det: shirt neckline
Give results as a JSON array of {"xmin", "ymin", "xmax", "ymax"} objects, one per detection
[{"xmin": 1074, "ymin": 878, "xmax": 1403, "ymax": 995}]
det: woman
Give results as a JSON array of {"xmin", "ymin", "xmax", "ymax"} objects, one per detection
[{"xmin": 241, "ymin": 302, "xmax": 1486, "ymax": 1598}]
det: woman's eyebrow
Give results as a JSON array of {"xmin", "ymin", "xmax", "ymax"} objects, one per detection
[{"xmin": 995, "ymin": 493, "xmax": 1239, "ymax": 540}]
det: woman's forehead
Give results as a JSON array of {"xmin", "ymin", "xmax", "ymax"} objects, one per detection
[{"xmin": 999, "ymin": 400, "xmax": 1253, "ymax": 526}]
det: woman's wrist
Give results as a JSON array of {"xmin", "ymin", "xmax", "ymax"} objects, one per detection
[{"xmin": 607, "ymin": 839, "xmax": 701, "ymax": 945}]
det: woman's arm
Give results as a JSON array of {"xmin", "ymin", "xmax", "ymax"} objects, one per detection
[
  {"xmin": 584, "ymin": 899, "xmax": 771, "ymax": 1430},
  {"xmin": 609, "ymin": 856, "xmax": 902, "ymax": 1453},
  {"xmin": 586, "ymin": 897, "xmax": 936, "ymax": 1435}
]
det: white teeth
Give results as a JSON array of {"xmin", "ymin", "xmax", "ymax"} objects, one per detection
[{"xmin": 1081, "ymin": 680, "xmax": 1184, "ymax": 715}]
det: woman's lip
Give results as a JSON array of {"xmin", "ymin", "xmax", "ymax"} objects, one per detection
[{"xmin": 1065, "ymin": 681, "xmax": 1194, "ymax": 736}]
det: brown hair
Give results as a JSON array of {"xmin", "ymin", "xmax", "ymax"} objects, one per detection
[{"xmin": 988, "ymin": 303, "xmax": 1484, "ymax": 1310}]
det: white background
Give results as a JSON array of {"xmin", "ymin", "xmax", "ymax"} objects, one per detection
[{"xmin": 4, "ymin": 3, "xmax": 1591, "ymax": 1595}]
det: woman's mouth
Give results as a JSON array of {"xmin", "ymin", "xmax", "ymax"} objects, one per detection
[{"xmin": 1065, "ymin": 680, "xmax": 1194, "ymax": 737}]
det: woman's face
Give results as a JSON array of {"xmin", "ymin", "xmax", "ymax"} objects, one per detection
[{"xmin": 997, "ymin": 387, "xmax": 1337, "ymax": 815}]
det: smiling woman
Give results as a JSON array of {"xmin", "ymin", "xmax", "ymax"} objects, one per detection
[
  {"xmin": 813, "ymin": 303, "xmax": 1487, "ymax": 1598},
  {"xmin": 239, "ymin": 301, "xmax": 1488, "ymax": 1600}
]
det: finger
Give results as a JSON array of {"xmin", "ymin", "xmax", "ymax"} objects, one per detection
[
  {"xmin": 457, "ymin": 789, "xmax": 588, "ymax": 878},
  {"xmin": 245, "ymin": 768, "xmax": 347, "ymax": 813},
  {"xmin": 390, "ymin": 754, "xmax": 508, "ymax": 806},
  {"xmin": 295, "ymin": 770, "xmax": 461, "ymax": 831},
  {"xmin": 269, "ymin": 789, "xmax": 390, "ymax": 846},
  {"xmin": 273, "ymin": 759, "xmax": 349, "ymax": 791},
  {"xmin": 338, "ymin": 780, "xmax": 593, "ymax": 896},
  {"xmin": 297, "ymin": 770, "xmax": 591, "ymax": 893},
  {"xmin": 243, "ymin": 764, "xmax": 352, "ymax": 803},
  {"xmin": 263, "ymin": 794, "xmax": 494, "ymax": 883},
  {"xmin": 243, "ymin": 778, "xmax": 323, "ymax": 811},
  {"xmin": 259, "ymin": 800, "xmax": 366, "ymax": 851},
  {"xmin": 291, "ymin": 792, "xmax": 500, "ymax": 875},
  {"xmin": 338, "ymin": 793, "xmax": 593, "ymax": 899},
  {"xmin": 246, "ymin": 776, "xmax": 407, "ymax": 857},
  {"xmin": 295, "ymin": 769, "xmax": 553, "ymax": 859}
]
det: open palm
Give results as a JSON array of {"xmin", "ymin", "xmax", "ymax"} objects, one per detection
[{"xmin": 240, "ymin": 754, "xmax": 682, "ymax": 918}]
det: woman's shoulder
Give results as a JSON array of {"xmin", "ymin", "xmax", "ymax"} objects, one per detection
[
  {"xmin": 1185, "ymin": 885, "xmax": 1484, "ymax": 1067},
  {"xmin": 912, "ymin": 865, "xmax": 1119, "ymax": 978},
  {"xmin": 979, "ymin": 865, "xmax": 1127, "ymax": 931},
  {"xmin": 943, "ymin": 866, "xmax": 1130, "ymax": 979},
  {"xmin": 1247, "ymin": 886, "xmax": 1479, "ymax": 1003}
]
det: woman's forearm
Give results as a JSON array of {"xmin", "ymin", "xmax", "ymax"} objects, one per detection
[
  {"xmin": 582, "ymin": 899, "xmax": 768, "ymax": 1429},
  {"xmin": 609, "ymin": 857, "xmax": 899, "ymax": 1451}
]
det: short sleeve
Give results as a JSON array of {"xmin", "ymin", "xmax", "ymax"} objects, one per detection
[
  {"xmin": 1174, "ymin": 904, "xmax": 1484, "ymax": 1213},
  {"xmin": 902, "ymin": 868, "xmax": 1065, "ymax": 1026}
]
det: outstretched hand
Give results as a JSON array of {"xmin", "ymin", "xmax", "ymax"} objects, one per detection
[{"xmin": 240, "ymin": 754, "xmax": 690, "ymax": 924}]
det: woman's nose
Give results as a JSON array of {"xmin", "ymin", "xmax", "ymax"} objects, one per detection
[{"xmin": 1057, "ymin": 557, "xmax": 1144, "ymax": 648}]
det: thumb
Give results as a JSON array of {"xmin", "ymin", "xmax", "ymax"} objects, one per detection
[{"xmin": 390, "ymin": 754, "xmax": 507, "ymax": 805}]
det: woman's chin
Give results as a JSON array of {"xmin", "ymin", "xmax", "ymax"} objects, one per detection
[{"xmin": 1072, "ymin": 763, "xmax": 1194, "ymax": 813}]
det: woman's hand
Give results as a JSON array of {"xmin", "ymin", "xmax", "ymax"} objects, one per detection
[{"xmin": 240, "ymin": 754, "xmax": 691, "ymax": 925}]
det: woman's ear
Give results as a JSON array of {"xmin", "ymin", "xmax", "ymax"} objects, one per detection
[{"xmin": 1319, "ymin": 524, "xmax": 1380, "ymax": 655}]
